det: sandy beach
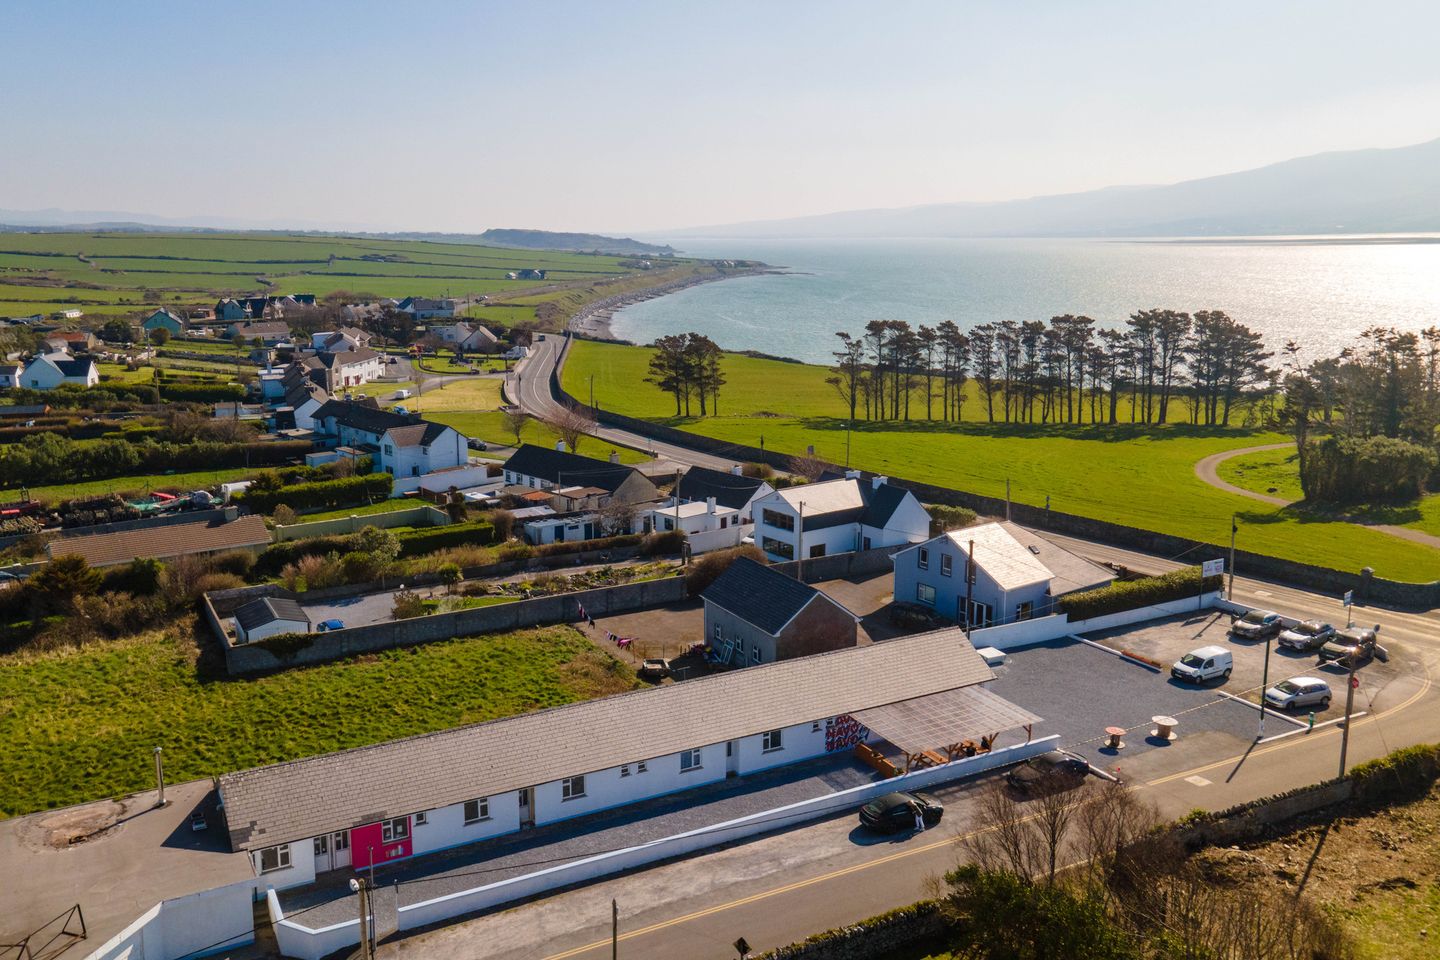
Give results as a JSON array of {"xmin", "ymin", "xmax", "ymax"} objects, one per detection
[{"xmin": 569, "ymin": 264, "xmax": 778, "ymax": 340}]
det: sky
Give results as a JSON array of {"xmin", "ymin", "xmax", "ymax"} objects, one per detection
[{"xmin": 4, "ymin": 0, "xmax": 1440, "ymax": 234}]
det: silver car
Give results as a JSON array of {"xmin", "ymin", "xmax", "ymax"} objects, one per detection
[
  {"xmin": 1264, "ymin": 676, "xmax": 1332, "ymax": 711},
  {"xmin": 1277, "ymin": 620, "xmax": 1335, "ymax": 652}
]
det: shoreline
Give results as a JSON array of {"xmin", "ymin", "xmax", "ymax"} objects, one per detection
[{"xmin": 568, "ymin": 264, "xmax": 782, "ymax": 340}]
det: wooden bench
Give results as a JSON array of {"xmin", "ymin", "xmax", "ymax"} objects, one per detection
[{"xmin": 854, "ymin": 742, "xmax": 901, "ymax": 778}]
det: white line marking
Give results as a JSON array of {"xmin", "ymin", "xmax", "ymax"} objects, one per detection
[
  {"xmin": 1214, "ymin": 689, "xmax": 1308, "ymax": 727},
  {"xmin": 1184, "ymin": 775, "xmax": 1211, "ymax": 786}
]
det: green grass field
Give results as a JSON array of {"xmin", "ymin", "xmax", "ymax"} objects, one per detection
[
  {"xmin": 0, "ymin": 624, "xmax": 637, "ymax": 816},
  {"xmin": 400, "ymin": 377, "xmax": 504, "ymax": 413},
  {"xmin": 563, "ymin": 340, "xmax": 1440, "ymax": 580},
  {"xmin": 1215, "ymin": 446, "xmax": 1305, "ymax": 502},
  {"xmin": 424, "ymin": 408, "xmax": 650, "ymax": 464},
  {"xmin": 0, "ymin": 466, "xmax": 257, "ymax": 505}
]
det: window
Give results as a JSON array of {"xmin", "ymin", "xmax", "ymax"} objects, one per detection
[
  {"xmin": 383, "ymin": 444, "xmax": 394, "ymax": 456},
  {"xmin": 762, "ymin": 729, "xmax": 784, "ymax": 752},
  {"xmin": 941, "ymin": 554, "xmax": 953, "ymax": 577},
  {"xmin": 662, "ymin": 517, "xmax": 674, "ymax": 531},
  {"xmin": 917, "ymin": 583, "xmax": 936, "ymax": 606},
  {"xmin": 334, "ymin": 832, "xmax": 349, "ymax": 851},
  {"xmin": 636, "ymin": 760, "xmax": 648, "ymax": 773},
  {"xmin": 713, "ymin": 624, "xmax": 722, "ymax": 641},
  {"xmin": 736, "ymin": 638, "xmax": 746, "ymax": 657},
  {"xmin": 620, "ymin": 764, "xmax": 631, "ymax": 777},
  {"xmin": 381, "ymin": 817, "xmax": 409, "ymax": 842},
  {"xmin": 761, "ymin": 537, "xmax": 794, "ymax": 560},
  {"xmin": 258, "ymin": 844, "xmax": 292, "ymax": 873},
  {"xmin": 812, "ymin": 721, "xmax": 822, "ymax": 732},
  {"xmin": 918, "ymin": 548, "xmax": 929, "ymax": 570},
  {"xmin": 680, "ymin": 749, "xmax": 702, "ymax": 772},
  {"xmin": 414, "ymin": 811, "xmax": 428, "ymax": 826},
  {"xmin": 761, "ymin": 509, "xmax": 795, "ymax": 532},
  {"xmin": 562, "ymin": 776, "xmax": 586, "ymax": 800},
  {"xmin": 463, "ymin": 798, "xmax": 489, "ymax": 824},
  {"xmin": 808, "ymin": 543, "xmax": 826, "ymax": 559},
  {"xmin": 751, "ymin": 646, "xmax": 762, "ymax": 664},
  {"xmin": 1016, "ymin": 601, "xmax": 1034, "ymax": 622},
  {"xmin": 966, "ymin": 599, "xmax": 994, "ymax": 629}
]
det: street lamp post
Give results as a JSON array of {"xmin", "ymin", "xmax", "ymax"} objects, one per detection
[{"xmin": 1256, "ymin": 634, "xmax": 1273, "ymax": 739}]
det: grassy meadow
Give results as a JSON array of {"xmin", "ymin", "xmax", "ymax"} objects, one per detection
[
  {"xmin": 1, "ymin": 466, "xmax": 258, "ymax": 505},
  {"xmin": 563, "ymin": 339, "xmax": 1440, "ymax": 580},
  {"xmin": 0, "ymin": 624, "xmax": 638, "ymax": 816}
]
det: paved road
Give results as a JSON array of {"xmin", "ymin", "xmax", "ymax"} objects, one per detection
[
  {"xmin": 1193, "ymin": 442, "xmax": 1440, "ymax": 549},
  {"xmin": 511, "ymin": 334, "xmax": 752, "ymax": 473}
]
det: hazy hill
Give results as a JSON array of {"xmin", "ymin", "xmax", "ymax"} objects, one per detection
[
  {"xmin": 478, "ymin": 228, "xmax": 675, "ymax": 256},
  {"xmin": 662, "ymin": 137, "xmax": 1440, "ymax": 239}
]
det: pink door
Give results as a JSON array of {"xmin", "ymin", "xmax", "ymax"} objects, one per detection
[{"xmin": 350, "ymin": 818, "xmax": 412, "ymax": 869}]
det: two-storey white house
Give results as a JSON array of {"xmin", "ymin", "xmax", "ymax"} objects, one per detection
[
  {"xmin": 749, "ymin": 473, "xmax": 930, "ymax": 562},
  {"xmin": 311, "ymin": 400, "xmax": 469, "ymax": 480},
  {"xmin": 891, "ymin": 521, "xmax": 1114, "ymax": 628}
]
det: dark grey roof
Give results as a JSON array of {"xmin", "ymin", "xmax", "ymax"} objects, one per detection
[
  {"xmin": 861, "ymin": 482, "xmax": 909, "ymax": 529},
  {"xmin": 313, "ymin": 399, "xmax": 416, "ymax": 436},
  {"xmin": 216, "ymin": 624, "xmax": 996, "ymax": 851},
  {"xmin": 235, "ymin": 596, "xmax": 309, "ymax": 632},
  {"xmin": 386, "ymin": 421, "xmax": 452, "ymax": 447},
  {"xmin": 504, "ymin": 444, "xmax": 640, "ymax": 494},
  {"xmin": 701, "ymin": 557, "xmax": 824, "ymax": 635},
  {"xmin": 53, "ymin": 358, "xmax": 96, "ymax": 377},
  {"xmin": 676, "ymin": 466, "xmax": 764, "ymax": 511}
]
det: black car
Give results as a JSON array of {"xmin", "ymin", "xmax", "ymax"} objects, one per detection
[
  {"xmin": 858, "ymin": 791, "xmax": 944, "ymax": 833},
  {"xmin": 1004, "ymin": 750, "xmax": 1091, "ymax": 795},
  {"xmin": 1318, "ymin": 626, "xmax": 1386, "ymax": 668}
]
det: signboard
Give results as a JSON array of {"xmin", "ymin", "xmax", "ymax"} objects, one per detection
[
  {"xmin": 1343, "ymin": 590, "xmax": 1354, "ymax": 607},
  {"xmin": 1201, "ymin": 558, "xmax": 1225, "ymax": 578}
]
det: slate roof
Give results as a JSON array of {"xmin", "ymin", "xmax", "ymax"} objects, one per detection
[
  {"xmin": 385, "ymin": 421, "xmax": 452, "ymax": 448},
  {"xmin": 676, "ymin": 466, "xmax": 764, "ymax": 510},
  {"xmin": 313, "ymin": 399, "xmax": 416, "ymax": 435},
  {"xmin": 761, "ymin": 478, "xmax": 916, "ymax": 532},
  {"xmin": 234, "ymin": 596, "xmax": 309, "ymax": 632},
  {"xmin": 997, "ymin": 521, "xmax": 1114, "ymax": 597},
  {"xmin": 216, "ymin": 625, "xmax": 995, "ymax": 852},
  {"xmin": 231, "ymin": 321, "xmax": 290, "ymax": 337},
  {"xmin": 53, "ymin": 358, "xmax": 96, "ymax": 378},
  {"xmin": 504, "ymin": 444, "xmax": 641, "ymax": 494},
  {"xmin": 53, "ymin": 514, "xmax": 270, "ymax": 567},
  {"xmin": 702, "ymin": 557, "xmax": 831, "ymax": 635}
]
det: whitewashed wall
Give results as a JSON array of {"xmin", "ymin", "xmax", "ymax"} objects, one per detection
[
  {"xmin": 968, "ymin": 591, "xmax": 1226, "ymax": 651},
  {"xmin": 410, "ymin": 789, "xmax": 522, "ymax": 856},
  {"xmin": 534, "ymin": 742, "xmax": 727, "ymax": 826},
  {"xmin": 253, "ymin": 839, "xmax": 316, "ymax": 892},
  {"xmin": 83, "ymin": 879, "xmax": 256, "ymax": 960},
  {"xmin": 735, "ymin": 720, "xmax": 830, "ymax": 775}
]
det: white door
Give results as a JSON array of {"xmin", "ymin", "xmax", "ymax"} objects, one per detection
[
  {"xmin": 313, "ymin": 834, "xmax": 331, "ymax": 872},
  {"xmin": 332, "ymin": 831, "xmax": 351, "ymax": 870}
]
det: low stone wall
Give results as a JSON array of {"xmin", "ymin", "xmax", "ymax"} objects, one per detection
[
  {"xmin": 1171, "ymin": 779, "xmax": 1355, "ymax": 850},
  {"xmin": 272, "ymin": 504, "xmax": 449, "ymax": 541},
  {"xmin": 223, "ymin": 574, "xmax": 688, "ymax": 674},
  {"xmin": 757, "ymin": 901, "xmax": 947, "ymax": 960}
]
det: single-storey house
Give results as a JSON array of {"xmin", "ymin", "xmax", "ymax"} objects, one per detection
[
  {"xmin": 675, "ymin": 465, "xmax": 773, "ymax": 515},
  {"xmin": 0, "ymin": 403, "xmax": 48, "ymax": 417},
  {"xmin": 50, "ymin": 512, "xmax": 271, "ymax": 567},
  {"xmin": 428, "ymin": 321, "xmax": 499, "ymax": 353},
  {"xmin": 702, "ymin": 557, "xmax": 858, "ymax": 666},
  {"xmin": 0, "ymin": 365, "xmax": 21, "ymax": 389},
  {"xmin": 503, "ymin": 444, "xmax": 659, "ymax": 505},
  {"xmin": 891, "ymin": 521, "xmax": 1114, "ymax": 628},
  {"xmin": 749, "ymin": 473, "xmax": 930, "ymax": 563},
  {"xmin": 216, "ymin": 626, "xmax": 1034, "ymax": 889},
  {"xmin": 396, "ymin": 297, "xmax": 456, "ymax": 320},
  {"xmin": 226, "ymin": 321, "xmax": 291, "ymax": 345},
  {"xmin": 142, "ymin": 308, "xmax": 185, "ymax": 338},
  {"xmin": 233, "ymin": 596, "xmax": 311, "ymax": 644},
  {"xmin": 21, "ymin": 355, "xmax": 99, "ymax": 390}
]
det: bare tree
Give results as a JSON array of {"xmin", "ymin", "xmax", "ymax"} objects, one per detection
[
  {"xmin": 787, "ymin": 452, "xmax": 829, "ymax": 482},
  {"xmin": 597, "ymin": 498, "xmax": 638, "ymax": 536},
  {"xmin": 501, "ymin": 407, "xmax": 530, "ymax": 447},
  {"xmin": 547, "ymin": 403, "xmax": 596, "ymax": 455}
]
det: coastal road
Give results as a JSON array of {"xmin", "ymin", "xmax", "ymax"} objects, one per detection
[{"xmin": 511, "ymin": 333, "xmax": 750, "ymax": 472}]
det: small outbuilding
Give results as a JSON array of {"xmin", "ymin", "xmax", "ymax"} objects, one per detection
[
  {"xmin": 233, "ymin": 596, "xmax": 311, "ymax": 644},
  {"xmin": 701, "ymin": 557, "xmax": 858, "ymax": 666}
]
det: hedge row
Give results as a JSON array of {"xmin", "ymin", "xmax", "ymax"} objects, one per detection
[
  {"xmin": 238, "ymin": 473, "xmax": 393, "ymax": 515},
  {"xmin": 395, "ymin": 520, "xmax": 499, "ymax": 557},
  {"xmin": 254, "ymin": 534, "xmax": 357, "ymax": 576},
  {"xmin": 1057, "ymin": 566, "xmax": 1222, "ymax": 621},
  {"xmin": 158, "ymin": 382, "xmax": 247, "ymax": 403}
]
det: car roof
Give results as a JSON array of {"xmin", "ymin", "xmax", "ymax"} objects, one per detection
[
  {"xmin": 1244, "ymin": 609, "xmax": 1278, "ymax": 618},
  {"xmin": 873, "ymin": 792, "xmax": 914, "ymax": 806},
  {"xmin": 1286, "ymin": 676, "xmax": 1327, "ymax": 687},
  {"xmin": 1190, "ymin": 645, "xmax": 1229, "ymax": 657}
]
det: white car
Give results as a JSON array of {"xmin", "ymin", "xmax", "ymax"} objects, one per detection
[{"xmin": 1264, "ymin": 676, "xmax": 1332, "ymax": 711}]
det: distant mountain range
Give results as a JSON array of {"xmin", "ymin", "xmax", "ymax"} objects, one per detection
[
  {"xmin": 477, "ymin": 229, "xmax": 675, "ymax": 256},
  {"xmin": 659, "ymin": 137, "xmax": 1440, "ymax": 239}
]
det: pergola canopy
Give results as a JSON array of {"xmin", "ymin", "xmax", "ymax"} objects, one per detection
[{"xmin": 852, "ymin": 684, "xmax": 1042, "ymax": 757}]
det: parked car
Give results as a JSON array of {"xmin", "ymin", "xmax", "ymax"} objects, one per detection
[
  {"xmin": 1278, "ymin": 620, "xmax": 1336, "ymax": 652},
  {"xmin": 1004, "ymin": 750, "xmax": 1091, "ymax": 795},
  {"xmin": 638, "ymin": 657, "xmax": 671, "ymax": 680},
  {"xmin": 190, "ymin": 809, "xmax": 208, "ymax": 832},
  {"xmin": 1263, "ymin": 676, "xmax": 1333, "ymax": 711},
  {"xmin": 317, "ymin": 618, "xmax": 345, "ymax": 632},
  {"xmin": 1318, "ymin": 626, "xmax": 1386, "ymax": 668},
  {"xmin": 858, "ymin": 791, "xmax": 944, "ymax": 833},
  {"xmin": 467, "ymin": 438, "xmax": 489, "ymax": 451},
  {"xmin": 387, "ymin": 356, "xmax": 399, "ymax": 364},
  {"xmin": 1230, "ymin": 609, "xmax": 1283, "ymax": 640},
  {"xmin": 395, "ymin": 388, "xmax": 411, "ymax": 399},
  {"xmin": 1171, "ymin": 645, "xmax": 1233, "ymax": 683}
]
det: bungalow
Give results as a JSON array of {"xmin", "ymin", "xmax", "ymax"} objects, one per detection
[
  {"xmin": 47, "ymin": 330, "xmax": 97, "ymax": 352},
  {"xmin": 311, "ymin": 399, "xmax": 469, "ymax": 479},
  {"xmin": 428, "ymin": 321, "xmax": 499, "ymax": 353},
  {"xmin": 0, "ymin": 402, "xmax": 48, "ymax": 417},
  {"xmin": 21, "ymin": 355, "xmax": 99, "ymax": 390},
  {"xmin": 892, "ymin": 521, "xmax": 1114, "ymax": 629},
  {"xmin": 0, "ymin": 364, "xmax": 21, "ymax": 389},
  {"xmin": 51, "ymin": 512, "xmax": 271, "ymax": 567},
  {"xmin": 749, "ymin": 473, "xmax": 930, "ymax": 563},
  {"xmin": 396, "ymin": 297, "xmax": 456, "ymax": 320},
  {"xmin": 503, "ymin": 444, "xmax": 659, "ymax": 505},
  {"xmin": 216, "ymin": 626, "xmax": 1031, "ymax": 889},
  {"xmin": 225, "ymin": 320, "xmax": 291, "ymax": 345},
  {"xmin": 702, "ymin": 557, "xmax": 859, "ymax": 666},
  {"xmin": 233, "ymin": 597, "xmax": 311, "ymax": 645},
  {"xmin": 142, "ymin": 308, "xmax": 185, "ymax": 338}
]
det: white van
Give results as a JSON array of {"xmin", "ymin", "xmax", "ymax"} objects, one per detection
[
  {"xmin": 395, "ymin": 389, "xmax": 412, "ymax": 400},
  {"xmin": 1171, "ymin": 645, "xmax": 1233, "ymax": 684}
]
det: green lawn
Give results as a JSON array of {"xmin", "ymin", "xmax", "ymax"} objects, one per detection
[
  {"xmin": 425, "ymin": 409, "xmax": 651, "ymax": 464},
  {"xmin": 295, "ymin": 499, "xmax": 429, "ymax": 522},
  {"xmin": 0, "ymin": 624, "xmax": 637, "ymax": 816},
  {"xmin": 1216, "ymin": 445, "xmax": 1305, "ymax": 502},
  {"xmin": 400, "ymin": 376, "xmax": 504, "ymax": 413},
  {"xmin": 0, "ymin": 466, "xmax": 257, "ymax": 505},
  {"xmin": 563, "ymin": 340, "xmax": 1440, "ymax": 581}
]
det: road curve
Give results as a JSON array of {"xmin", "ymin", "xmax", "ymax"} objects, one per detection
[
  {"xmin": 509, "ymin": 334, "xmax": 749, "ymax": 473},
  {"xmin": 1194, "ymin": 442, "xmax": 1297, "ymax": 506}
]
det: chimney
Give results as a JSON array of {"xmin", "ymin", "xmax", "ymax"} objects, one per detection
[
  {"xmin": 872, "ymin": 475, "xmax": 888, "ymax": 489},
  {"xmin": 730, "ymin": 464, "xmax": 742, "ymax": 476},
  {"xmin": 845, "ymin": 469, "xmax": 861, "ymax": 480},
  {"xmin": 609, "ymin": 450, "xmax": 619, "ymax": 464},
  {"xmin": 706, "ymin": 496, "xmax": 716, "ymax": 515},
  {"xmin": 555, "ymin": 440, "xmax": 566, "ymax": 452},
  {"xmin": 222, "ymin": 505, "xmax": 239, "ymax": 522}
]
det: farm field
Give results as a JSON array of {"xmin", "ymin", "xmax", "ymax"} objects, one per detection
[
  {"xmin": 0, "ymin": 231, "xmax": 681, "ymax": 321},
  {"xmin": 0, "ymin": 624, "xmax": 637, "ymax": 816},
  {"xmin": 563, "ymin": 340, "xmax": 1440, "ymax": 580},
  {"xmin": 425, "ymin": 409, "xmax": 650, "ymax": 464}
]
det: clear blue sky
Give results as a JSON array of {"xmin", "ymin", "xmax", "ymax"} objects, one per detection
[{"xmin": 5, "ymin": 0, "xmax": 1438, "ymax": 233}]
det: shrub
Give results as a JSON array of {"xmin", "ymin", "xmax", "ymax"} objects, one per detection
[
  {"xmin": 395, "ymin": 520, "xmax": 498, "ymax": 558},
  {"xmin": 741, "ymin": 462, "xmax": 774, "ymax": 480},
  {"xmin": 490, "ymin": 508, "xmax": 516, "ymax": 542},
  {"xmin": 685, "ymin": 544, "xmax": 766, "ymax": 596},
  {"xmin": 101, "ymin": 557, "xmax": 165, "ymax": 596},
  {"xmin": 209, "ymin": 550, "xmax": 256, "ymax": 579},
  {"xmin": 238, "ymin": 474, "xmax": 392, "ymax": 515},
  {"xmin": 340, "ymin": 551, "xmax": 383, "ymax": 584},
  {"xmin": 254, "ymin": 534, "xmax": 355, "ymax": 577},
  {"xmin": 272, "ymin": 504, "xmax": 298, "ymax": 526},
  {"xmin": 158, "ymin": 382, "xmax": 247, "ymax": 403},
  {"xmin": 437, "ymin": 563, "xmax": 462, "ymax": 590},
  {"xmin": 1300, "ymin": 434, "xmax": 1438, "ymax": 503},
  {"xmin": 1349, "ymin": 742, "xmax": 1440, "ymax": 804},
  {"xmin": 1058, "ymin": 566, "xmax": 1221, "ymax": 621},
  {"xmin": 639, "ymin": 530, "xmax": 685, "ymax": 556},
  {"xmin": 391, "ymin": 590, "xmax": 427, "ymax": 620},
  {"xmin": 928, "ymin": 503, "xmax": 978, "ymax": 534},
  {"xmin": 29, "ymin": 554, "xmax": 102, "ymax": 614}
]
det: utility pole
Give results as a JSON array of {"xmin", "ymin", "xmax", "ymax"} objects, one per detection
[
  {"xmin": 1338, "ymin": 652, "xmax": 1361, "ymax": 777},
  {"xmin": 1227, "ymin": 514, "xmax": 1238, "ymax": 600},
  {"xmin": 1005, "ymin": 479, "xmax": 1011, "ymax": 522},
  {"xmin": 611, "ymin": 899, "xmax": 619, "ymax": 960},
  {"xmin": 153, "ymin": 746, "xmax": 166, "ymax": 808},
  {"xmin": 1256, "ymin": 634, "xmax": 1272, "ymax": 739},
  {"xmin": 350, "ymin": 879, "xmax": 372, "ymax": 960}
]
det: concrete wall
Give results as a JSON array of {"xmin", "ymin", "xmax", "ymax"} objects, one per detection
[
  {"xmin": 534, "ymin": 742, "xmax": 728, "ymax": 827},
  {"xmin": 224, "ymin": 575, "xmax": 687, "ymax": 674},
  {"xmin": 263, "ymin": 736, "xmax": 1059, "ymax": 960},
  {"xmin": 253, "ymin": 838, "xmax": 316, "ymax": 892},
  {"xmin": 966, "ymin": 591, "xmax": 1225, "ymax": 651},
  {"xmin": 686, "ymin": 523, "xmax": 747, "ymax": 555},
  {"xmin": 82, "ymin": 879, "xmax": 256, "ymax": 960},
  {"xmin": 735, "ymin": 719, "xmax": 830, "ymax": 776},
  {"xmin": 272, "ymin": 504, "xmax": 449, "ymax": 541},
  {"xmin": 410, "ymin": 789, "xmax": 522, "ymax": 857}
]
